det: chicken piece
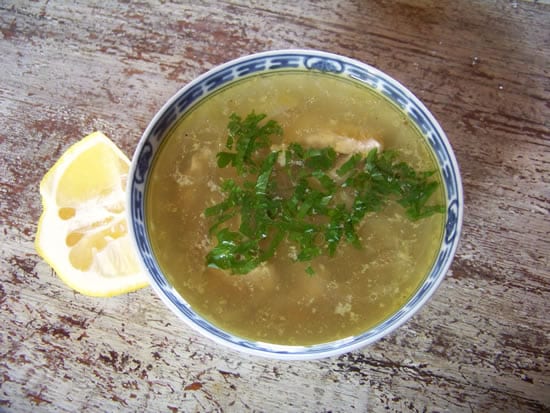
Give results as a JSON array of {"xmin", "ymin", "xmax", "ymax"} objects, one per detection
[
  {"xmin": 189, "ymin": 147, "xmax": 214, "ymax": 174},
  {"xmin": 297, "ymin": 131, "xmax": 382, "ymax": 155},
  {"xmin": 273, "ymin": 131, "xmax": 382, "ymax": 168},
  {"xmin": 244, "ymin": 262, "xmax": 278, "ymax": 293}
]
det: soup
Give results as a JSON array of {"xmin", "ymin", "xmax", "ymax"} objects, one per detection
[{"xmin": 146, "ymin": 72, "xmax": 445, "ymax": 345}]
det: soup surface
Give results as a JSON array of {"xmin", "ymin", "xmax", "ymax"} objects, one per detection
[{"xmin": 146, "ymin": 72, "xmax": 445, "ymax": 345}]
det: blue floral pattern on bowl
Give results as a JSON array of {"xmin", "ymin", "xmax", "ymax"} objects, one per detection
[{"xmin": 127, "ymin": 50, "xmax": 463, "ymax": 360}]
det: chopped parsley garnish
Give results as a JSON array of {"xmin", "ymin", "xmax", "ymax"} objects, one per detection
[{"xmin": 205, "ymin": 112, "xmax": 445, "ymax": 275}]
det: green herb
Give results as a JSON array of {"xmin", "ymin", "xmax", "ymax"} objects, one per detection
[
  {"xmin": 205, "ymin": 112, "xmax": 445, "ymax": 275},
  {"xmin": 216, "ymin": 112, "xmax": 283, "ymax": 175}
]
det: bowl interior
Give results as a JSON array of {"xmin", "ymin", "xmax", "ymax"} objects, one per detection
[{"xmin": 127, "ymin": 50, "xmax": 463, "ymax": 360}]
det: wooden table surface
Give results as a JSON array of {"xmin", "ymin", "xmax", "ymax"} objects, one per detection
[{"xmin": 1, "ymin": 1, "xmax": 548, "ymax": 411}]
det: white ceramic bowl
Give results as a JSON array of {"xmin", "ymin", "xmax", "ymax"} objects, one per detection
[{"xmin": 127, "ymin": 50, "xmax": 463, "ymax": 360}]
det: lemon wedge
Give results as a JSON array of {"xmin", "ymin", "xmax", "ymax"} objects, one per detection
[{"xmin": 35, "ymin": 131, "xmax": 149, "ymax": 296}]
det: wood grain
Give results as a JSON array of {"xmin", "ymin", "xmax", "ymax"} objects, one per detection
[{"xmin": 0, "ymin": 0, "xmax": 548, "ymax": 412}]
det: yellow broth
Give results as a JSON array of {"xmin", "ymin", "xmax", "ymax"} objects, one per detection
[{"xmin": 146, "ymin": 72, "xmax": 445, "ymax": 345}]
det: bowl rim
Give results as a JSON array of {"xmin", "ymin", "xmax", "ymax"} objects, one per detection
[{"xmin": 127, "ymin": 49, "xmax": 464, "ymax": 360}]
